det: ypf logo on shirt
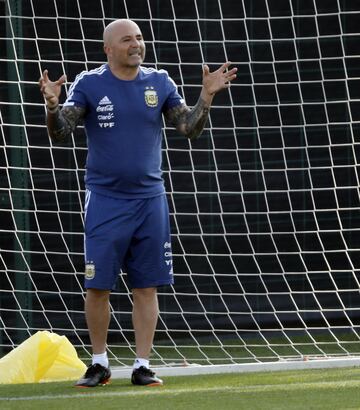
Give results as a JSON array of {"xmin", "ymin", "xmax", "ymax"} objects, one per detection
[{"xmin": 144, "ymin": 87, "xmax": 158, "ymax": 107}]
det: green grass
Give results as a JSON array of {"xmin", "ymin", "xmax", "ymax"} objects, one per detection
[{"xmin": 1, "ymin": 367, "xmax": 360, "ymax": 409}]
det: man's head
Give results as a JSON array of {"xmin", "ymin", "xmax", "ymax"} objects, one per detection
[{"xmin": 103, "ymin": 19, "xmax": 145, "ymax": 70}]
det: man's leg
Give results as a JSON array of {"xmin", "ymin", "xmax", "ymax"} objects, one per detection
[
  {"xmin": 75, "ymin": 288, "xmax": 111, "ymax": 387},
  {"xmin": 131, "ymin": 287, "xmax": 163, "ymax": 386},
  {"xmin": 132, "ymin": 287, "xmax": 159, "ymax": 359},
  {"xmin": 85, "ymin": 288, "xmax": 111, "ymax": 354}
]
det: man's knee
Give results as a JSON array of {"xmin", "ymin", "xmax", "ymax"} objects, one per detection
[
  {"xmin": 86, "ymin": 288, "xmax": 111, "ymax": 302},
  {"xmin": 132, "ymin": 287, "xmax": 157, "ymax": 303},
  {"xmin": 133, "ymin": 286, "xmax": 156, "ymax": 294}
]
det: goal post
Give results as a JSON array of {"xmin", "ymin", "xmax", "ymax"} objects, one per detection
[{"xmin": 1, "ymin": 0, "xmax": 360, "ymax": 375}]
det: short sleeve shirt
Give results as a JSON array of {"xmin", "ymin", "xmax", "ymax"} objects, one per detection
[{"xmin": 64, "ymin": 64, "xmax": 184, "ymax": 198}]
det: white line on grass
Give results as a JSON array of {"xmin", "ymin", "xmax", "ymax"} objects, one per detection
[{"xmin": 1, "ymin": 379, "xmax": 360, "ymax": 402}]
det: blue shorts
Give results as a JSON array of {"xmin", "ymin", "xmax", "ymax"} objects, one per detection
[{"xmin": 84, "ymin": 190, "xmax": 174, "ymax": 290}]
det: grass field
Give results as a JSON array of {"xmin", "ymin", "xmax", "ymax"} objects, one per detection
[{"xmin": 1, "ymin": 367, "xmax": 360, "ymax": 409}]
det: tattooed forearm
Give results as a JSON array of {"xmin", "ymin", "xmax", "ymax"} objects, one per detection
[
  {"xmin": 184, "ymin": 98, "xmax": 210, "ymax": 140},
  {"xmin": 47, "ymin": 106, "xmax": 85, "ymax": 143},
  {"xmin": 165, "ymin": 98, "xmax": 210, "ymax": 140}
]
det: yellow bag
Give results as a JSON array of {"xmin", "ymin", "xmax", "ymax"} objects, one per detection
[{"xmin": 0, "ymin": 330, "xmax": 87, "ymax": 384}]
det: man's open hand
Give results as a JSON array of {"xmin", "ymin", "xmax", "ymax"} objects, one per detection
[
  {"xmin": 39, "ymin": 70, "xmax": 66, "ymax": 109},
  {"xmin": 202, "ymin": 62, "xmax": 237, "ymax": 97}
]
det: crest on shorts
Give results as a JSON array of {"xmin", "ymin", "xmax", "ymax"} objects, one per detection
[
  {"xmin": 144, "ymin": 87, "xmax": 158, "ymax": 107},
  {"xmin": 85, "ymin": 262, "xmax": 96, "ymax": 280}
]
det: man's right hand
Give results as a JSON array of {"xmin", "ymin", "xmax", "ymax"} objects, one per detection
[{"xmin": 39, "ymin": 70, "xmax": 66, "ymax": 110}]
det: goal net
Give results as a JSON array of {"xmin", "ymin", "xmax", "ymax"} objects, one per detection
[{"xmin": 2, "ymin": 0, "xmax": 360, "ymax": 372}]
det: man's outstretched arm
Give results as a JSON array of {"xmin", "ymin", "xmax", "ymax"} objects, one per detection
[
  {"xmin": 39, "ymin": 70, "xmax": 85, "ymax": 143},
  {"xmin": 165, "ymin": 62, "xmax": 237, "ymax": 140}
]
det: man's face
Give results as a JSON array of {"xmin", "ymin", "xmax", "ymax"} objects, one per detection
[{"xmin": 104, "ymin": 21, "xmax": 146, "ymax": 68}]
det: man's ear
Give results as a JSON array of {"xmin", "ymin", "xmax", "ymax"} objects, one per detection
[{"xmin": 103, "ymin": 45, "xmax": 111, "ymax": 57}]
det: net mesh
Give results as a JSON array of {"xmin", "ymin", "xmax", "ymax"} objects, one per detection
[{"xmin": 1, "ymin": 0, "xmax": 360, "ymax": 366}]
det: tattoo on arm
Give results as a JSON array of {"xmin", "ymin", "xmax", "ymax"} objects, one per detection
[
  {"xmin": 165, "ymin": 98, "xmax": 210, "ymax": 140},
  {"xmin": 47, "ymin": 106, "xmax": 86, "ymax": 143}
]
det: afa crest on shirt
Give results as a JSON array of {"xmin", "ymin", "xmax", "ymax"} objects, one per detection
[{"xmin": 144, "ymin": 86, "xmax": 158, "ymax": 107}]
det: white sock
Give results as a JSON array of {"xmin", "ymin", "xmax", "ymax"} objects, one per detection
[
  {"xmin": 133, "ymin": 358, "xmax": 149, "ymax": 369},
  {"xmin": 92, "ymin": 352, "xmax": 109, "ymax": 368}
]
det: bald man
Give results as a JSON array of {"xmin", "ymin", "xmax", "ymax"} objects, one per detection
[{"xmin": 39, "ymin": 19, "xmax": 237, "ymax": 387}]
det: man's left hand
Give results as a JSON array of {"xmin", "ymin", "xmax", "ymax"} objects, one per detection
[{"xmin": 202, "ymin": 62, "xmax": 237, "ymax": 98}]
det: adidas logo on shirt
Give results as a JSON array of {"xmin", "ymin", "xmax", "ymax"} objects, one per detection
[{"xmin": 98, "ymin": 96, "xmax": 112, "ymax": 105}]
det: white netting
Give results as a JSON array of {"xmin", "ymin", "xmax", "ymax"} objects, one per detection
[{"xmin": 1, "ymin": 0, "xmax": 360, "ymax": 367}]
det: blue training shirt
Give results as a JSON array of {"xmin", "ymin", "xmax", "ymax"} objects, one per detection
[{"xmin": 63, "ymin": 64, "xmax": 184, "ymax": 198}]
